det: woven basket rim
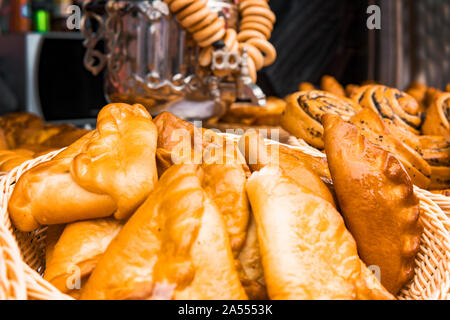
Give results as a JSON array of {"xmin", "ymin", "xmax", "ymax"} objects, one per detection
[{"xmin": 0, "ymin": 134, "xmax": 449, "ymax": 300}]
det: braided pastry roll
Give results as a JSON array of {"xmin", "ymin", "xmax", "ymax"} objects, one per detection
[
  {"xmin": 422, "ymin": 92, "xmax": 450, "ymax": 142},
  {"xmin": 281, "ymin": 91, "xmax": 362, "ymax": 149},
  {"xmin": 351, "ymin": 85, "xmax": 423, "ymax": 135}
]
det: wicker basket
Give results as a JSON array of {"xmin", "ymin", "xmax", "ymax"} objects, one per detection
[{"xmin": 0, "ymin": 135, "xmax": 449, "ymax": 300}]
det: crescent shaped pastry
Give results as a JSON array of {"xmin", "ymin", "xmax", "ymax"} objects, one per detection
[
  {"xmin": 351, "ymin": 85, "xmax": 423, "ymax": 134},
  {"xmin": 323, "ymin": 114, "xmax": 423, "ymax": 295},
  {"xmin": 246, "ymin": 166, "xmax": 394, "ymax": 300},
  {"xmin": 281, "ymin": 91, "xmax": 362, "ymax": 149},
  {"xmin": 71, "ymin": 103, "xmax": 158, "ymax": 220},
  {"xmin": 349, "ymin": 108, "xmax": 431, "ymax": 189},
  {"xmin": 81, "ymin": 164, "xmax": 247, "ymax": 300},
  {"xmin": 422, "ymin": 92, "xmax": 450, "ymax": 141},
  {"xmin": 44, "ymin": 218, "xmax": 122, "ymax": 298}
]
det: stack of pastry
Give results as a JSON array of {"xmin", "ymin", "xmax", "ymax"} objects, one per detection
[
  {"xmin": 282, "ymin": 78, "xmax": 450, "ymax": 191},
  {"xmin": 7, "ymin": 101, "xmax": 429, "ymax": 300},
  {"xmin": 0, "ymin": 112, "xmax": 90, "ymax": 172}
]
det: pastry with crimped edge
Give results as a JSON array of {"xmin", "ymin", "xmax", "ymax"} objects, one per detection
[{"xmin": 281, "ymin": 90, "xmax": 362, "ymax": 149}]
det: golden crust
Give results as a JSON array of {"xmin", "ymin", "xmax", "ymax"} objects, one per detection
[
  {"xmin": 281, "ymin": 91, "xmax": 362, "ymax": 149},
  {"xmin": 220, "ymin": 97, "xmax": 286, "ymax": 126},
  {"xmin": 421, "ymin": 92, "xmax": 450, "ymax": 141},
  {"xmin": 44, "ymin": 218, "xmax": 122, "ymax": 295},
  {"xmin": 238, "ymin": 131, "xmax": 335, "ymax": 206},
  {"xmin": 8, "ymin": 104, "xmax": 158, "ymax": 231},
  {"xmin": 323, "ymin": 114, "xmax": 422, "ymax": 294},
  {"xmin": 0, "ymin": 149, "xmax": 34, "ymax": 172},
  {"xmin": 321, "ymin": 75, "xmax": 345, "ymax": 97},
  {"xmin": 297, "ymin": 82, "xmax": 315, "ymax": 92},
  {"xmin": 246, "ymin": 166, "xmax": 394, "ymax": 300},
  {"xmin": 349, "ymin": 108, "xmax": 431, "ymax": 189},
  {"xmin": 237, "ymin": 215, "xmax": 268, "ymax": 299},
  {"xmin": 81, "ymin": 164, "xmax": 247, "ymax": 300}
]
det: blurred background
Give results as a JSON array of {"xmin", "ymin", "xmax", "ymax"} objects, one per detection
[{"xmin": 0, "ymin": 0, "xmax": 448, "ymax": 120}]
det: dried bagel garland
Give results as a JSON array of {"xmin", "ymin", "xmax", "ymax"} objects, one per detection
[{"xmin": 165, "ymin": 0, "xmax": 277, "ymax": 82}]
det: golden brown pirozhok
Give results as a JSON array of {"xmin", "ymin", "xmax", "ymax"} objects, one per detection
[
  {"xmin": 81, "ymin": 164, "xmax": 247, "ymax": 300},
  {"xmin": 9, "ymin": 104, "xmax": 158, "ymax": 231},
  {"xmin": 323, "ymin": 114, "xmax": 423, "ymax": 295}
]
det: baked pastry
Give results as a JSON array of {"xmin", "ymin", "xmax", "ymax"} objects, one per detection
[
  {"xmin": 406, "ymin": 81, "xmax": 427, "ymax": 111},
  {"xmin": 351, "ymin": 85, "xmax": 423, "ymax": 135},
  {"xmin": 345, "ymin": 84, "xmax": 361, "ymax": 98},
  {"xmin": 238, "ymin": 131, "xmax": 335, "ymax": 206},
  {"xmin": 236, "ymin": 215, "xmax": 268, "ymax": 300},
  {"xmin": 425, "ymin": 87, "xmax": 442, "ymax": 108},
  {"xmin": 45, "ymin": 224, "xmax": 65, "ymax": 267},
  {"xmin": 201, "ymin": 159, "xmax": 250, "ymax": 257},
  {"xmin": 419, "ymin": 135, "xmax": 450, "ymax": 167},
  {"xmin": 0, "ymin": 127, "xmax": 7, "ymax": 150},
  {"xmin": 81, "ymin": 164, "xmax": 247, "ymax": 300},
  {"xmin": 154, "ymin": 111, "xmax": 249, "ymax": 175},
  {"xmin": 44, "ymin": 218, "xmax": 122, "ymax": 298},
  {"xmin": 321, "ymin": 75, "xmax": 346, "ymax": 97},
  {"xmin": 155, "ymin": 111, "xmax": 251, "ymax": 256},
  {"xmin": 349, "ymin": 108, "xmax": 431, "ymax": 188},
  {"xmin": 421, "ymin": 92, "xmax": 450, "ymax": 141},
  {"xmin": 0, "ymin": 112, "xmax": 44, "ymax": 149},
  {"xmin": 246, "ymin": 166, "xmax": 394, "ymax": 300},
  {"xmin": 220, "ymin": 97, "xmax": 286, "ymax": 126},
  {"xmin": 9, "ymin": 103, "xmax": 158, "ymax": 231},
  {"xmin": 281, "ymin": 90, "xmax": 362, "ymax": 149},
  {"xmin": 0, "ymin": 149, "xmax": 34, "ymax": 172},
  {"xmin": 297, "ymin": 82, "xmax": 315, "ymax": 92},
  {"xmin": 431, "ymin": 189, "xmax": 450, "ymax": 197},
  {"xmin": 323, "ymin": 114, "xmax": 423, "ymax": 295},
  {"xmin": 429, "ymin": 166, "xmax": 450, "ymax": 190}
]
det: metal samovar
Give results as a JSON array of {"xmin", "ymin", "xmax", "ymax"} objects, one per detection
[{"xmin": 81, "ymin": 0, "xmax": 266, "ymax": 120}]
